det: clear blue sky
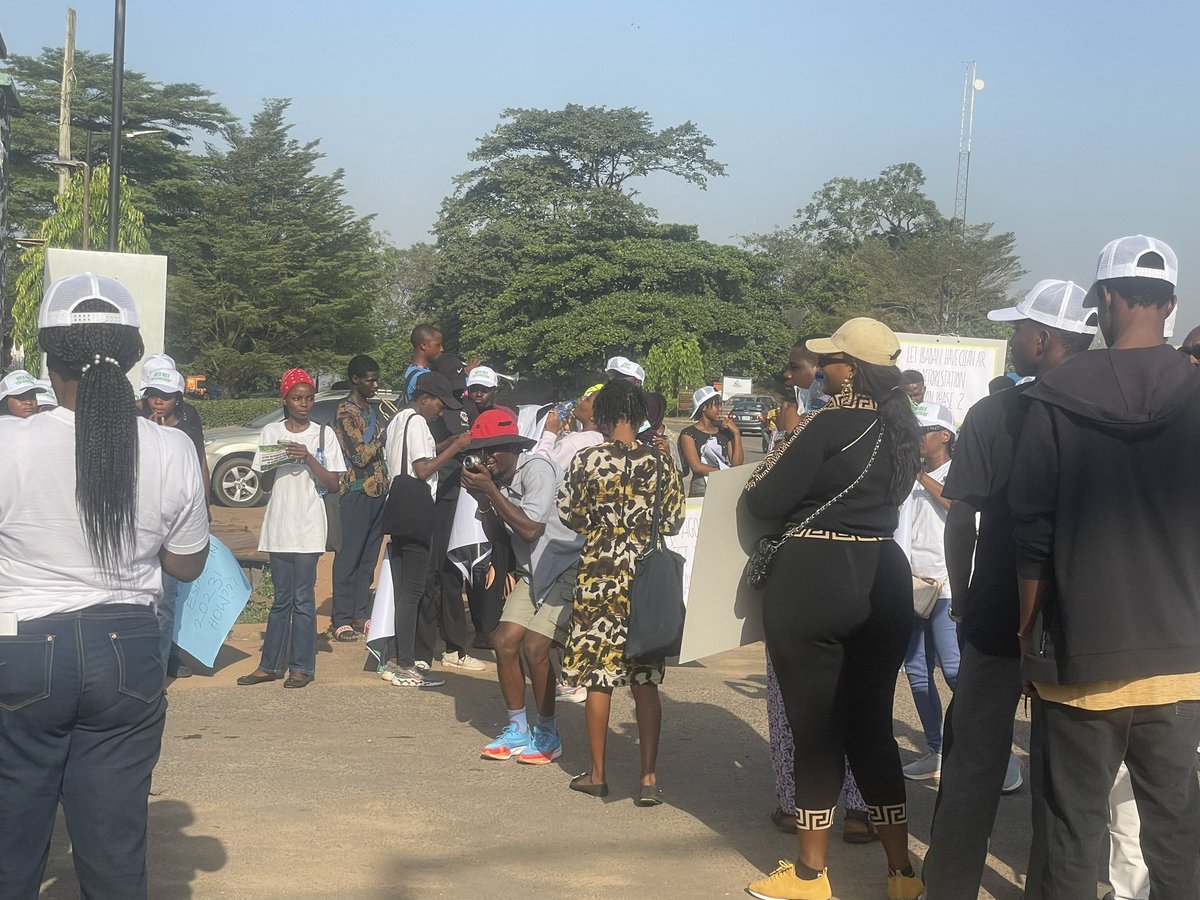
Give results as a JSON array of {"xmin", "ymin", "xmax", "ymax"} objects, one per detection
[{"xmin": 7, "ymin": 0, "xmax": 1200, "ymax": 336}]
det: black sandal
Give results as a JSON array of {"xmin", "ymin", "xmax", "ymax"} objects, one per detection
[
  {"xmin": 569, "ymin": 773, "xmax": 609, "ymax": 797},
  {"xmin": 635, "ymin": 784, "xmax": 664, "ymax": 807},
  {"xmin": 236, "ymin": 671, "xmax": 279, "ymax": 685},
  {"xmin": 283, "ymin": 673, "xmax": 313, "ymax": 689}
]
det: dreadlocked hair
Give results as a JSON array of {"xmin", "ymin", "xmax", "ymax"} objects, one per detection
[
  {"xmin": 40, "ymin": 299, "xmax": 145, "ymax": 575},
  {"xmin": 849, "ymin": 359, "xmax": 921, "ymax": 505},
  {"xmin": 591, "ymin": 379, "xmax": 648, "ymax": 437}
]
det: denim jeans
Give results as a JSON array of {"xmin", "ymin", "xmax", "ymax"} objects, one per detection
[
  {"xmin": 903, "ymin": 596, "xmax": 960, "ymax": 754},
  {"xmin": 260, "ymin": 553, "xmax": 320, "ymax": 677},
  {"xmin": 0, "ymin": 604, "xmax": 166, "ymax": 899},
  {"xmin": 156, "ymin": 573, "xmax": 180, "ymax": 667}
]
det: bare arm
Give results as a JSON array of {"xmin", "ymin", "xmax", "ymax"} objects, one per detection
[
  {"xmin": 461, "ymin": 466, "xmax": 545, "ymax": 545},
  {"xmin": 161, "ymin": 545, "xmax": 209, "ymax": 582},
  {"xmin": 413, "ymin": 432, "xmax": 473, "ymax": 481},
  {"xmin": 918, "ymin": 470, "xmax": 952, "ymax": 511},
  {"xmin": 679, "ymin": 431, "xmax": 719, "ymax": 476},
  {"xmin": 723, "ymin": 416, "xmax": 745, "ymax": 466},
  {"xmin": 944, "ymin": 500, "xmax": 978, "ymax": 621}
]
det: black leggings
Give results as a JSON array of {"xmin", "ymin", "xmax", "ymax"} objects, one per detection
[{"xmin": 763, "ymin": 536, "xmax": 913, "ymax": 830}]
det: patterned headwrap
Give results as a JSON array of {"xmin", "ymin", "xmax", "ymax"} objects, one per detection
[{"xmin": 280, "ymin": 368, "xmax": 316, "ymax": 398}]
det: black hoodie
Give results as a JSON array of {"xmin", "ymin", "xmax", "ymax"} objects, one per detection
[{"xmin": 1009, "ymin": 344, "xmax": 1200, "ymax": 685}]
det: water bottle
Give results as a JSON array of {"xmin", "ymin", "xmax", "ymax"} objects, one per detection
[{"xmin": 809, "ymin": 371, "xmax": 826, "ymax": 410}]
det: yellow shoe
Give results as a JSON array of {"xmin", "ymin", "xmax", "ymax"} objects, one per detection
[
  {"xmin": 746, "ymin": 861, "xmax": 832, "ymax": 900},
  {"xmin": 887, "ymin": 869, "xmax": 924, "ymax": 899}
]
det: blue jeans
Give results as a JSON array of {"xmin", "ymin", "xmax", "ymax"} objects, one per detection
[
  {"xmin": 904, "ymin": 596, "xmax": 960, "ymax": 754},
  {"xmin": 260, "ymin": 553, "xmax": 320, "ymax": 677},
  {"xmin": 156, "ymin": 573, "xmax": 180, "ymax": 667},
  {"xmin": 0, "ymin": 604, "xmax": 166, "ymax": 899}
]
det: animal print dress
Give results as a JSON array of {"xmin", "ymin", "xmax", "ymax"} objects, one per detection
[{"xmin": 558, "ymin": 440, "xmax": 686, "ymax": 687}]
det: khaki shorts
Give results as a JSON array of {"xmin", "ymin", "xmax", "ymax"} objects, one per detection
[{"xmin": 499, "ymin": 564, "xmax": 577, "ymax": 645}]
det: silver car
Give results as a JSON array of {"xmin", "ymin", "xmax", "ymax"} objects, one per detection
[{"xmin": 204, "ymin": 391, "xmax": 400, "ymax": 508}]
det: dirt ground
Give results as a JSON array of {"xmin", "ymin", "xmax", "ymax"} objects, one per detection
[{"xmin": 37, "ymin": 500, "xmax": 1049, "ymax": 900}]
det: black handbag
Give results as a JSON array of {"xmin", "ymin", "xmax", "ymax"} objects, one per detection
[
  {"xmin": 380, "ymin": 414, "xmax": 435, "ymax": 547},
  {"xmin": 317, "ymin": 425, "xmax": 342, "ymax": 554},
  {"xmin": 626, "ymin": 450, "xmax": 687, "ymax": 660}
]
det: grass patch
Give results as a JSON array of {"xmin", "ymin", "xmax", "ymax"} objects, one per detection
[{"xmin": 236, "ymin": 567, "xmax": 273, "ymax": 624}]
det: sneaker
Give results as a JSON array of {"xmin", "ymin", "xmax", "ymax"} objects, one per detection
[
  {"xmin": 481, "ymin": 723, "xmax": 531, "ymax": 761},
  {"xmin": 441, "ymin": 651, "xmax": 486, "ymax": 671},
  {"xmin": 414, "ymin": 660, "xmax": 431, "ymax": 671},
  {"xmin": 389, "ymin": 666, "xmax": 445, "ymax": 687},
  {"xmin": 555, "ymin": 683, "xmax": 587, "ymax": 703},
  {"xmin": 746, "ymin": 861, "xmax": 832, "ymax": 900},
  {"xmin": 1002, "ymin": 753, "xmax": 1023, "ymax": 793},
  {"xmin": 517, "ymin": 725, "xmax": 562, "ymax": 765},
  {"xmin": 902, "ymin": 752, "xmax": 941, "ymax": 781},
  {"xmin": 378, "ymin": 661, "xmax": 402, "ymax": 681},
  {"xmin": 887, "ymin": 869, "xmax": 925, "ymax": 900}
]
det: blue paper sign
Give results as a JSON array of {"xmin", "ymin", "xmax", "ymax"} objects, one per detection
[{"xmin": 174, "ymin": 536, "xmax": 253, "ymax": 667}]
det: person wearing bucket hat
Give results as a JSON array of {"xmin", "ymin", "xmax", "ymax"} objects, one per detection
[
  {"xmin": 679, "ymin": 385, "xmax": 744, "ymax": 498},
  {"xmin": 0, "ymin": 369, "xmax": 45, "ymax": 418},
  {"xmin": 0, "ymin": 273, "xmax": 210, "ymax": 898},
  {"xmin": 459, "ymin": 409, "xmax": 584, "ymax": 765},
  {"xmin": 743, "ymin": 317, "xmax": 924, "ymax": 900}
]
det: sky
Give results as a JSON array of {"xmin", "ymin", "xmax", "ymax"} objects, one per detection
[{"xmin": 6, "ymin": 0, "xmax": 1200, "ymax": 337}]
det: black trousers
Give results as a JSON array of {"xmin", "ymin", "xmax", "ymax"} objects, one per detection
[
  {"xmin": 331, "ymin": 490, "xmax": 386, "ymax": 630},
  {"xmin": 1028, "ymin": 697, "xmax": 1200, "ymax": 900},
  {"xmin": 924, "ymin": 642, "xmax": 1023, "ymax": 898},
  {"xmin": 466, "ymin": 518, "xmax": 510, "ymax": 639},
  {"xmin": 415, "ymin": 498, "xmax": 468, "ymax": 662},
  {"xmin": 763, "ymin": 537, "xmax": 913, "ymax": 829},
  {"xmin": 388, "ymin": 539, "xmax": 430, "ymax": 668}
]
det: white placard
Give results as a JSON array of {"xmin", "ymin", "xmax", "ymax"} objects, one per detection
[
  {"xmin": 895, "ymin": 333, "xmax": 1007, "ymax": 424},
  {"xmin": 721, "ymin": 375, "xmax": 752, "ymax": 401},
  {"xmin": 664, "ymin": 498, "xmax": 703, "ymax": 603}
]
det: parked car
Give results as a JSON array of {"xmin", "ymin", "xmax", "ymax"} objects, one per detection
[
  {"xmin": 204, "ymin": 391, "xmax": 400, "ymax": 508},
  {"xmin": 728, "ymin": 395, "xmax": 775, "ymax": 438}
]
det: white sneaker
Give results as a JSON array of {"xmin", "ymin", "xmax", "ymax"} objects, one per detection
[
  {"xmin": 902, "ymin": 752, "xmax": 942, "ymax": 781},
  {"xmin": 441, "ymin": 651, "xmax": 486, "ymax": 671},
  {"xmin": 414, "ymin": 660, "xmax": 431, "ymax": 671},
  {"xmin": 378, "ymin": 661, "xmax": 401, "ymax": 681},
  {"xmin": 1002, "ymin": 753, "xmax": 1023, "ymax": 793},
  {"xmin": 555, "ymin": 683, "xmax": 587, "ymax": 703}
]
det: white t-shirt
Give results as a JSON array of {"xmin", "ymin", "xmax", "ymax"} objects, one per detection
[
  {"xmin": 534, "ymin": 428, "xmax": 605, "ymax": 471},
  {"xmin": 897, "ymin": 459, "xmax": 952, "ymax": 595},
  {"xmin": 0, "ymin": 409, "xmax": 210, "ymax": 619},
  {"xmin": 252, "ymin": 421, "xmax": 347, "ymax": 553},
  {"xmin": 384, "ymin": 409, "xmax": 438, "ymax": 500}
]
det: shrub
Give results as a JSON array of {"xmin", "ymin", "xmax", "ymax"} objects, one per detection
[{"xmin": 193, "ymin": 398, "xmax": 280, "ymax": 430}]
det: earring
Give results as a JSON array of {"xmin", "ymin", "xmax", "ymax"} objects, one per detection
[{"xmin": 838, "ymin": 370, "xmax": 856, "ymax": 398}]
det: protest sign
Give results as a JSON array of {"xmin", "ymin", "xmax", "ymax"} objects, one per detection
[
  {"xmin": 664, "ymin": 498, "xmax": 703, "ymax": 603},
  {"xmin": 174, "ymin": 536, "xmax": 253, "ymax": 667},
  {"xmin": 677, "ymin": 466, "xmax": 780, "ymax": 664},
  {"xmin": 895, "ymin": 333, "xmax": 1007, "ymax": 424}
]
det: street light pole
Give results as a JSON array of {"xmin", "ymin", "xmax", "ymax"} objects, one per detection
[{"xmin": 107, "ymin": 0, "xmax": 126, "ymax": 251}]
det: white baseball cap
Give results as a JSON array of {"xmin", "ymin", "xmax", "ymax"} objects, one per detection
[
  {"xmin": 35, "ymin": 381, "xmax": 58, "ymax": 409},
  {"xmin": 0, "ymin": 370, "xmax": 41, "ymax": 402},
  {"xmin": 690, "ymin": 386, "xmax": 720, "ymax": 419},
  {"xmin": 1094, "ymin": 234, "xmax": 1178, "ymax": 286},
  {"xmin": 466, "ymin": 365, "xmax": 499, "ymax": 389},
  {"xmin": 142, "ymin": 353, "xmax": 177, "ymax": 375},
  {"xmin": 142, "ymin": 366, "xmax": 186, "ymax": 395},
  {"xmin": 38, "ymin": 272, "xmax": 140, "ymax": 329},
  {"xmin": 605, "ymin": 356, "xmax": 646, "ymax": 383},
  {"xmin": 988, "ymin": 279, "xmax": 1098, "ymax": 334},
  {"xmin": 913, "ymin": 401, "xmax": 957, "ymax": 436}
]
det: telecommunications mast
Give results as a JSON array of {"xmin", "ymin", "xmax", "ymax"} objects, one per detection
[{"xmin": 954, "ymin": 61, "xmax": 985, "ymax": 237}]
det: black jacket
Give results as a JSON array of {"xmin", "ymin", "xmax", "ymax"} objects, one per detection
[{"xmin": 1009, "ymin": 344, "xmax": 1200, "ymax": 684}]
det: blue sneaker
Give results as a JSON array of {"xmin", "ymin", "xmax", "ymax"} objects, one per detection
[
  {"xmin": 517, "ymin": 725, "xmax": 563, "ymax": 765},
  {"xmin": 481, "ymin": 723, "xmax": 530, "ymax": 761}
]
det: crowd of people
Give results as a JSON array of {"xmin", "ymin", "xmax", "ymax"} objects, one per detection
[{"xmin": 1, "ymin": 232, "xmax": 1198, "ymax": 899}]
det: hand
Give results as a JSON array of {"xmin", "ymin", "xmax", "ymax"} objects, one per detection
[
  {"xmin": 723, "ymin": 414, "xmax": 741, "ymax": 435},
  {"xmin": 150, "ymin": 411, "xmax": 169, "ymax": 427},
  {"xmin": 460, "ymin": 463, "xmax": 495, "ymax": 494},
  {"xmin": 543, "ymin": 409, "xmax": 561, "ymax": 436},
  {"xmin": 283, "ymin": 441, "xmax": 310, "ymax": 463},
  {"xmin": 652, "ymin": 433, "xmax": 671, "ymax": 456},
  {"xmin": 452, "ymin": 432, "xmax": 474, "ymax": 453}
]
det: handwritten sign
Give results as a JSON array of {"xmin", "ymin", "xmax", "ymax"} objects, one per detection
[
  {"xmin": 174, "ymin": 537, "xmax": 253, "ymax": 667},
  {"xmin": 664, "ymin": 498, "xmax": 703, "ymax": 604},
  {"xmin": 895, "ymin": 333, "xmax": 1007, "ymax": 424}
]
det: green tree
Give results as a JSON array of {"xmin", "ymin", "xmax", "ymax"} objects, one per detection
[
  {"xmin": 11, "ymin": 163, "xmax": 150, "ymax": 358},
  {"xmin": 645, "ymin": 336, "xmax": 705, "ymax": 413},
  {"xmin": 162, "ymin": 99, "xmax": 382, "ymax": 395},
  {"xmin": 369, "ymin": 242, "xmax": 438, "ymax": 385}
]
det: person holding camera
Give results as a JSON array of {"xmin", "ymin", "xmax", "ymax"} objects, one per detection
[{"xmin": 679, "ymin": 386, "xmax": 743, "ymax": 497}]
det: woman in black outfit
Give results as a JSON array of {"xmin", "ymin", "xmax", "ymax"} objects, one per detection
[{"xmin": 743, "ymin": 318, "xmax": 924, "ymax": 900}]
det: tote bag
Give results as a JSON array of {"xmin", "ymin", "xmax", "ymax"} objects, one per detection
[
  {"xmin": 626, "ymin": 450, "xmax": 686, "ymax": 660},
  {"xmin": 380, "ymin": 414, "xmax": 435, "ymax": 547}
]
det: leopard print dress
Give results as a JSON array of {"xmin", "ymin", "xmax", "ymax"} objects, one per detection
[{"xmin": 558, "ymin": 440, "xmax": 686, "ymax": 687}]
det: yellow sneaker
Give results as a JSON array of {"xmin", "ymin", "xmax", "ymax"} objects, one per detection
[
  {"xmin": 746, "ymin": 861, "xmax": 832, "ymax": 900},
  {"xmin": 887, "ymin": 869, "xmax": 924, "ymax": 899}
]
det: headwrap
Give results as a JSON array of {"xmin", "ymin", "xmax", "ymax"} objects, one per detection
[{"xmin": 281, "ymin": 368, "xmax": 316, "ymax": 398}]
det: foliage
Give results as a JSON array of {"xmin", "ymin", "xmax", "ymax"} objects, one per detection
[
  {"xmin": 192, "ymin": 398, "xmax": 281, "ymax": 430},
  {"xmin": 369, "ymin": 242, "xmax": 438, "ymax": 385},
  {"xmin": 11, "ymin": 164, "xmax": 151, "ymax": 359},
  {"xmin": 161, "ymin": 99, "xmax": 383, "ymax": 396},
  {"xmin": 645, "ymin": 337, "xmax": 705, "ymax": 413}
]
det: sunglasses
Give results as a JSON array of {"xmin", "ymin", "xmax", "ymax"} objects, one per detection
[
  {"xmin": 1180, "ymin": 346, "xmax": 1200, "ymax": 360},
  {"xmin": 817, "ymin": 354, "xmax": 850, "ymax": 367}
]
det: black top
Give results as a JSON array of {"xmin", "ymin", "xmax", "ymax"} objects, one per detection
[
  {"xmin": 745, "ymin": 404, "xmax": 898, "ymax": 537},
  {"xmin": 429, "ymin": 395, "xmax": 481, "ymax": 502},
  {"xmin": 1010, "ymin": 345, "xmax": 1200, "ymax": 684},
  {"xmin": 679, "ymin": 423, "xmax": 735, "ymax": 490},
  {"xmin": 940, "ymin": 383, "xmax": 1032, "ymax": 658},
  {"xmin": 137, "ymin": 397, "xmax": 205, "ymax": 456}
]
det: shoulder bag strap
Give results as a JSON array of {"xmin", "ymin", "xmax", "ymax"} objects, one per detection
[
  {"xmin": 400, "ymin": 413, "xmax": 415, "ymax": 474},
  {"xmin": 648, "ymin": 447, "xmax": 665, "ymax": 550}
]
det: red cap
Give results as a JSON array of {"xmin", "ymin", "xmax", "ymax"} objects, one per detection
[{"xmin": 468, "ymin": 407, "xmax": 535, "ymax": 450}]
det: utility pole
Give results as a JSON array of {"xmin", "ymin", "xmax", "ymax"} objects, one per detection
[
  {"xmin": 108, "ymin": 0, "xmax": 126, "ymax": 251},
  {"xmin": 57, "ymin": 8, "xmax": 77, "ymax": 196},
  {"xmin": 953, "ymin": 61, "xmax": 984, "ymax": 238}
]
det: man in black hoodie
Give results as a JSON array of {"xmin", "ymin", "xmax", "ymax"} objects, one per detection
[{"xmin": 1010, "ymin": 236, "xmax": 1200, "ymax": 899}]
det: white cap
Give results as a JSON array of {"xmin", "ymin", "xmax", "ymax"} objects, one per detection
[
  {"xmin": 0, "ymin": 370, "xmax": 41, "ymax": 402},
  {"xmin": 38, "ymin": 272, "xmax": 140, "ymax": 329},
  {"xmin": 690, "ymin": 386, "xmax": 720, "ymax": 419},
  {"xmin": 142, "ymin": 353, "xmax": 176, "ymax": 375},
  {"xmin": 466, "ymin": 365, "xmax": 499, "ymax": 389},
  {"xmin": 1094, "ymin": 234, "xmax": 1178, "ymax": 285},
  {"xmin": 988, "ymin": 279, "xmax": 1098, "ymax": 334},
  {"xmin": 605, "ymin": 356, "xmax": 646, "ymax": 383},
  {"xmin": 142, "ymin": 367, "xmax": 185, "ymax": 395},
  {"xmin": 35, "ymin": 381, "xmax": 58, "ymax": 408},
  {"xmin": 913, "ymin": 401, "xmax": 957, "ymax": 436}
]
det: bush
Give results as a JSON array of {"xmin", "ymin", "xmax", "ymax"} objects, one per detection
[{"xmin": 193, "ymin": 398, "xmax": 280, "ymax": 430}]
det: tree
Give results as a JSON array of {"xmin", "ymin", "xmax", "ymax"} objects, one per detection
[
  {"xmin": 645, "ymin": 337, "xmax": 705, "ymax": 413},
  {"xmin": 370, "ymin": 241, "xmax": 438, "ymax": 384},
  {"xmin": 10, "ymin": 163, "xmax": 151, "ymax": 359},
  {"xmin": 795, "ymin": 163, "xmax": 941, "ymax": 253},
  {"xmin": 163, "ymin": 100, "xmax": 381, "ymax": 395}
]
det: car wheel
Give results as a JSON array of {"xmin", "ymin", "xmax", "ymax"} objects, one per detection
[{"xmin": 212, "ymin": 455, "xmax": 264, "ymax": 508}]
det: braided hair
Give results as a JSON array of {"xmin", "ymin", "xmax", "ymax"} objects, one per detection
[
  {"xmin": 850, "ymin": 360, "xmax": 921, "ymax": 505},
  {"xmin": 591, "ymin": 379, "xmax": 648, "ymax": 437},
  {"xmin": 40, "ymin": 298, "xmax": 145, "ymax": 575}
]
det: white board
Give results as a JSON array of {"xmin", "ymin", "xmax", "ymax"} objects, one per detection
[
  {"xmin": 895, "ymin": 332, "xmax": 1007, "ymax": 424},
  {"xmin": 721, "ymin": 375, "xmax": 752, "ymax": 401}
]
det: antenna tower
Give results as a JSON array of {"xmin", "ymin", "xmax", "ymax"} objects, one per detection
[{"xmin": 954, "ymin": 61, "xmax": 984, "ymax": 237}]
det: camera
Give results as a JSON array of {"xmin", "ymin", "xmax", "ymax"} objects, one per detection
[{"xmin": 462, "ymin": 454, "xmax": 484, "ymax": 472}]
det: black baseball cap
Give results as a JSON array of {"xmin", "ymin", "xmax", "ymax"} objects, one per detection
[{"xmin": 412, "ymin": 371, "xmax": 462, "ymax": 409}]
